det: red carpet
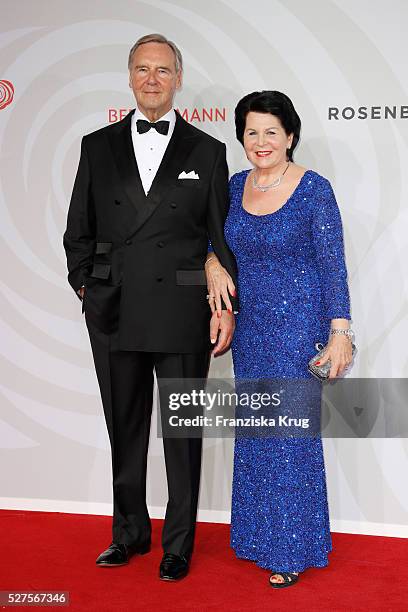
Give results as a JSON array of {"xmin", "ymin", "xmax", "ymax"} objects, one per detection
[{"xmin": 1, "ymin": 510, "xmax": 407, "ymax": 611}]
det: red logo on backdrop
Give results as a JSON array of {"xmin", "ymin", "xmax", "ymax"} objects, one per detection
[
  {"xmin": 107, "ymin": 107, "xmax": 226, "ymax": 123},
  {"xmin": 0, "ymin": 80, "xmax": 14, "ymax": 110}
]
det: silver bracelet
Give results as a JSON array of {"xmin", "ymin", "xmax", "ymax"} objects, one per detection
[
  {"xmin": 205, "ymin": 254, "xmax": 216, "ymax": 265},
  {"xmin": 330, "ymin": 328, "xmax": 354, "ymax": 339}
]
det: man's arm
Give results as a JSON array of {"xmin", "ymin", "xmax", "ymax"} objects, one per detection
[{"xmin": 63, "ymin": 137, "xmax": 96, "ymax": 299}]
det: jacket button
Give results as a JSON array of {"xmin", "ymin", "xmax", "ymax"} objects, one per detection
[
  {"xmin": 125, "ymin": 238, "xmax": 132, "ymax": 245},
  {"xmin": 156, "ymin": 277, "xmax": 163, "ymax": 282},
  {"xmin": 170, "ymin": 202, "xmax": 177, "ymax": 209},
  {"xmin": 115, "ymin": 199, "xmax": 121, "ymax": 205},
  {"xmin": 157, "ymin": 241, "xmax": 164, "ymax": 248}
]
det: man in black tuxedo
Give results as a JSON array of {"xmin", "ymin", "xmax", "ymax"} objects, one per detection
[{"xmin": 63, "ymin": 33, "xmax": 238, "ymax": 580}]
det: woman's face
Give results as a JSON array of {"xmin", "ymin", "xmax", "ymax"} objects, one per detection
[{"xmin": 243, "ymin": 112, "xmax": 293, "ymax": 171}]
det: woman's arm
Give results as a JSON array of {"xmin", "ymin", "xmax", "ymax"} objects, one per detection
[
  {"xmin": 205, "ymin": 251, "xmax": 236, "ymax": 315},
  {"xmin": 205, "ymin": 144, "xmax": 239, "ymax": 316},
  {"xmin": 311, "ymin": 179, "xmax": 353, "ymax": 378}
]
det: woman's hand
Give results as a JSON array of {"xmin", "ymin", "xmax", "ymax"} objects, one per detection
[
  {"xmin": 205, "ymin": 255, "xmax": 236, "ymax": 317},
  {"xmin": 316, "ymin": 335, "xmax": 353, "ymax": 379}
]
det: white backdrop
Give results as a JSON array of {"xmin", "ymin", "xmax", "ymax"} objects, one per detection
[{"xmin": 1, "ymin": 0, "xmax": 407, "ymax": 537}]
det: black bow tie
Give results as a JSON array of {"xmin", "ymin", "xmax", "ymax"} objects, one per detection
[{"xmin": 136, "ymin": 119, "xmax": 170, "ymax": 135}]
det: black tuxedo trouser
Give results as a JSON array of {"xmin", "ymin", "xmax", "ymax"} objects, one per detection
[{"xmin": 86, "ymin": 318, "xmax": 210, "ymax": 559}]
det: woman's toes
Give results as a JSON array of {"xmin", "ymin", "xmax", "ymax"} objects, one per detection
[
  {"xmin": 270, "ymin": 573, "xmax": 284, "ymax": 583},
  {"xmin": 269, "ymin": 571, "xmax": 299, "ymax": 585}
]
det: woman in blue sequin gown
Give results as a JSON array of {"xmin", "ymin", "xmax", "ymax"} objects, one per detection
[{"xmin": 206, "ymin": 91, "xmax": 352, "ymax": 587}]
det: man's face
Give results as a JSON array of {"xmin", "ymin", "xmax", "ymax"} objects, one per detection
[{"xmin": 129, "ymin": 42, "xmax": 182, "ymax": 120}]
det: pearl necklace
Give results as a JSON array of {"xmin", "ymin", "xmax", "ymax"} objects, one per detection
[{"xmin": 252, "ymin": 162, "xmax": 290, "ymax": 192}]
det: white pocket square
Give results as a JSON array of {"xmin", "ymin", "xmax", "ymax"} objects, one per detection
[{"xmin": 178, "ymin": 170, "xmax": 200, "ymax": 180}]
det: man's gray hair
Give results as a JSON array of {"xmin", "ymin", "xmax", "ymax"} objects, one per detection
[{"xmin": 128, "ymin": 33, "xmax": 183, "ymax": 73}]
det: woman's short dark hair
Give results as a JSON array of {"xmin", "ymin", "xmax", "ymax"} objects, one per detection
[{"xmin": 235, "ymin": 91, "xmax": 301, "ymax": 161}]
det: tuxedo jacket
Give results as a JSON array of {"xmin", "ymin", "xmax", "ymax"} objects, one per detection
[{"xmin": 63, "ymin": 109, "xmax": 238, "ymax": 352}]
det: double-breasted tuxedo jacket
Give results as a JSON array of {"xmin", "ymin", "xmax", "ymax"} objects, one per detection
[{"xmin": 63, "ymin": 109, "xmax": 238, "ymax": 352}]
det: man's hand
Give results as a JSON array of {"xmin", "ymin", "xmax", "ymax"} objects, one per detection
[
  {"xmin": 210, "ymin": 310, "xmax": 235, "ymax": 356},
  {"xmin": 78, "ymin": 287, "xmax": 85, "ymax": 299}
]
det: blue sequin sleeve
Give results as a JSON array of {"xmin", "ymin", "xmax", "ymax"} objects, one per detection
[
  {"xmin": 312, "ymin": 179, "xmax": 351, "ymax": 320},
  {"xmin": 208, "ymin": 174, "xmax": 238, "ymax": 254}
]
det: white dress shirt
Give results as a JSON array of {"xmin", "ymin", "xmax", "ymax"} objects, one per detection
[{"xmin": 131, "ymin": 106, "xmax": 176, "ymax": 195}]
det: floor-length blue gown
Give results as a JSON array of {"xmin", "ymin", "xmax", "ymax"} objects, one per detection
[{"xmin": 224, "ymin": 169, "xmax": 351, "ymax": 572}]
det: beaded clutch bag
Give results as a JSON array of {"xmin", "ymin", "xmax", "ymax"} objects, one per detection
[{"xmin": 308, "ymin": 342, "xmax": 356, "ymax": 380}]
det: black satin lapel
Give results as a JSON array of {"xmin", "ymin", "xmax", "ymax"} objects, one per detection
[
  {"xmin": 107, "ymin": 110, "xmax": 145, "ymax": 212},
  {"xmin": 131, "ymin": 115, "xmax": 198, "ymax": 233}
]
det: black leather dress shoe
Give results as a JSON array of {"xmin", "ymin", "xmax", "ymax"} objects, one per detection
[
  {"xmin": 159, "ymin": 553, "xmax": 189, "ymax": 581},
  {"xmin": 96, "ymin": 542, "xmax": 150, "ymax": 567}
]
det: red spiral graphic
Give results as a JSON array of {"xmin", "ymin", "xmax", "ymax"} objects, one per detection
[{"xmin": 0, "ymin": 80, "xmax": 14, "ymax": 110}]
